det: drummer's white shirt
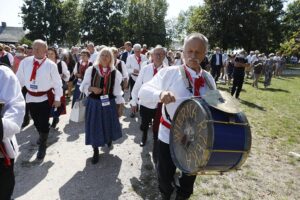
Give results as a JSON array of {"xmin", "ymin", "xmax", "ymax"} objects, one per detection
[{"xmin": 138, "ymin": 65, "xmax": 216, "ymax": 144}]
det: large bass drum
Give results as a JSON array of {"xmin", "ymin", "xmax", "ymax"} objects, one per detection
[{"xmin": 169, "ymin": 95, "xmax": 251, "ymax": 174}]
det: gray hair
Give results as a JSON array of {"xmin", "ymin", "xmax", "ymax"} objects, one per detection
[
  {"xmin": 150, "ymin": 45, "xmax": 165, "ymax": 55},
  {"xmin": 183, "ymin": 33, "xmax": 209, "ymax": 53},
  {"xmin": 133, "ymin": 43, "xmax": 142, "ymax": 51},
  {"xmin": 33, "ymin": 39, "xmax": 48, "ymax": 49}
]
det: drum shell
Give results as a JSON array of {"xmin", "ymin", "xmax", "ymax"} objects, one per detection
[{"xmin": 170, "ymin": 98, "xmax": 251, "ymax": 174}]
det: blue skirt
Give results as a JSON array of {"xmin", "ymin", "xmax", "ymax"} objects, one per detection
[{"xmin": 85, "ymin": 97, "xmax": 122, "ymax": 147}]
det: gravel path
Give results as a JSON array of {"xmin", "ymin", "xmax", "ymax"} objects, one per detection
[{"xmin": 13, "ymin": 100, "xmax": 161, "ymax": 200}]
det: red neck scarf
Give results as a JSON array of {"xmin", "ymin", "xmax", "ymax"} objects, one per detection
[
  {"xmin": 184, "ymin": 65, "xmax": 205, "ymax": 96},
  {"xmin": 30, "ymin": 57, "xmax": 47, "ymax": 81},
  {"xmin": 98, "ymin": 65, "xmax": 111, "ymax": 94}
]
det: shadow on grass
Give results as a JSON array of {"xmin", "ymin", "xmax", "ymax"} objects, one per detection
[
  {"xmin": 240, "ymin": 99, "xmax": 266, "ymax": 111},
  {"xmin": 259, "ymin": 87, "xmax": 290, "ymax": 93}
]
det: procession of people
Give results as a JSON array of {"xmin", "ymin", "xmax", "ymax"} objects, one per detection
[{"xmin": 0, "ymin": 31, "xmax": 291, "ymax": 200}]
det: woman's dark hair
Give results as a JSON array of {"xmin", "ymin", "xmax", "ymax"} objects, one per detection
[{"xmin": 48, "ymin": 47, "xmax": 59, "ymax": 59}]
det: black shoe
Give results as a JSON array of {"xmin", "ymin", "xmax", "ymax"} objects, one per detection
[
  {"xmin": 140, "ymin": 131, "xmax": 147, "ymax": 147},
  {"xmin": 130, "ymin": 112, "xmax": 135, "ymax": 118},
  {"xmin": 108, "ymin": 140, "xmax": 113, "ymax": 147},
  {"xmin": 21, "ymin": 119, "xmax": 30, "ymax": 128},
  {"xmin": 92, "ymin": 148, "xmax": 99, "ymax": 164},
  {"xmin": 37, "ymin": 145, "xmax": 47, "ymax": 160},
  {"xmin": 51, "ymin": 118, "xmax": 59, "ymax": 128}
]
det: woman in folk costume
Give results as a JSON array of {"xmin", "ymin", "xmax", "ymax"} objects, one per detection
[
  {"xmin": 79, "ymin": 47, "xmax": 124, "ymax": 164},
  {"xmin": 72, "ymin": 50, "xmax": 93, "ymax": 108},
  {"xmin": 47, "ymin": 47, "xmax": 70, "ymax": 128}
]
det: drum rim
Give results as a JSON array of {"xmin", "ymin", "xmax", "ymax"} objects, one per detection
[
  {"xmin": 170, "ymin": 97, "xmax": 214, "ymax": 174},
  {"xmin": 231, "ymin": 112, "xmax": 252, "ymax": 170}
]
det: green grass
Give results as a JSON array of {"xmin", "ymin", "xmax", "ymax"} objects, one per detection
[{"xmin": 218, "ymin": 75, "xmax": 300, "ymax": 150}]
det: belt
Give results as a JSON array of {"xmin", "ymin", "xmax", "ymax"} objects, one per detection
[
  {"xmin": 160, "ymin": 116, "xmax": 171, "ymax": 129},
  {"xmin": 27, "ymin": 88, "xmax": 54, "ymax": 106}
]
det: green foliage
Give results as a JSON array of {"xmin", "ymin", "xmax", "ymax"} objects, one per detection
[
  {"xmin": 280, "ymin": 30, "xmax": 300, "ymax": 56},
  {"xmin": 282, "ymin": 0, "xmax": 300, "ymax": 41},
  {"xmin": 21, "ymin": 0, "xmax": 64, "ymax": 45},
  {"xmin": 80, "ymin": 0, "xmax": 125, "ymax": 46},
  {"xmin": 124, "ymin": 0, "xmax": 168, "ymax": 46},
  {"xmin": 19, "ymin": 36, "xmax": 33, "ymax": 46},
  {"xmin": 61, "ymin": 0, "xmax": 81, "ymax": 46},
  {"xmin": 184, "ymin": 0, "xmax": 284, "ymax": 52}
]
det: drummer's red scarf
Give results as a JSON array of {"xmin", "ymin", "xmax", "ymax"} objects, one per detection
[{"xmin": 183, "ymin": 65, "xmax": 205, "ymax": 96}]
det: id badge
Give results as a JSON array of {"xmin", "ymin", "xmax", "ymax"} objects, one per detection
[
  {"xmin": 77, "ymin": 79, "xmax": 82, "ymax": 86},
  {"xmin": 100, "ymin": 95, "xmax": 110, "ymax": 107},
  {"xmin": 30, "ymin": 80, "xmax": 38, "ymax": 91}
]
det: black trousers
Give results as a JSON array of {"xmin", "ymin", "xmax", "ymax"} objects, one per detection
[
  {"xmin": 211, "ymin": 65, "xmax": 222, "ymax": 82},
  {"xmin": 28, "ymin": 100, "xmax": 51, "ymax": 133},
  {"xmin": 22, "ymin": 87, "xmax": 30, "ymax": 122},
  {"xmin": 0, "ymin": 159, "xmax": 15, "ymax": 200},
  {"xmin": 129, "ymin": 76, "xmax": 136, "ymax": 100},
  {"xmin": 157, "ymin": 140, "xmax": 196, "ymax": 199},
  {"xmin": 139, "ymin": 105, "xmax": 156, "ymax": 133},
  {"xmin": 231, "ymin": 73, "xmax": 245, "ymax": 98}
]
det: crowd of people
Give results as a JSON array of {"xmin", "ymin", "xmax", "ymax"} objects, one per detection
[{"xmin": 0, "ymin": 34, "xmax": 291, "ymax": 200}]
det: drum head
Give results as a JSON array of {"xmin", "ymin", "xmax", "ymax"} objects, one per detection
[{"xmin": 170, "ymin": 98, "xmax": 214, "ymax": 174}]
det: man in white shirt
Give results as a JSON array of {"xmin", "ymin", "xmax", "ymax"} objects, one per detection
[
  {"xmin": 138, "ymin": 33, "xmax": 216, "ymax": 200},
  {"xmin": 0, "ymin": 65, "xmax": 25, "ymax": 200},
  {"xmin": 126, "ymin": 43, "xmax": 148, "ymax": 117},
  {"xmin": 130, "ymin": 45, "xmax": 166, "ymax": 162},
  {"xmin": 87, "ymin": 43, "xmax": 99, "ymax": 64},
  {"xmin": 16, "ymin": 39, "xmax": 63, "ymax": 160}
]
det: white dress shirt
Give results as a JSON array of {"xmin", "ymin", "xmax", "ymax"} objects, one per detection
[
  {"xmin": 216, "ymin": 53, "xmax": 220, "ymax": 65},
  {"xmin": 115, "ymin": 59, "xmax": 129, "ymax": 81},
  {"xmin": 57, "ymin": 60, "xmax": 70, "ymax": 82},
  {"xmin": 126, "ymin": 54, "xmax": 148, "ymax": 81},
  {"xmin": 130, "ymin": 63, "xmax": 164, "ymax": 107},
  {"xmin": 89, "ymin": 52, "xmax": 99, "ymax": 64},
  {"xmin": 0, "ymin": 65, "xmax": 25, "ymax": 158},
  {"xmin": 16, "ymin": 56, "xmax": 63, "ymax": 103},
  {"xmin": 79, "ymin": 66, "xmax": 125, "ymax": 104},
  {"xmin": 138, "ymin": 65, "xmax": 216, "ymax": 144}
]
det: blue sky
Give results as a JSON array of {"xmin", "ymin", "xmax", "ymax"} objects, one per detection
[{"xmin": 0, "ymin": 0, "xmax": 294, "ymax": 27}]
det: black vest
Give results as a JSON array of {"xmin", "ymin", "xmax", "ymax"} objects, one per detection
[
  {"xmin": 0, "ymin": 55, "xmax": 11, "ymax": 67},
  {"xmin": 89, "ymin": 68, "xmax": 116, "ymax": 100}
]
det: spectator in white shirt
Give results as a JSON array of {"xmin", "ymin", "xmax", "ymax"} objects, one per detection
[
  {"xmin": 126, "ymin": 43, "xmax": 148, "ymax": 118},
  {"xmin": 87, "ymin": 43, "xmax": 99, "ymax": 64},
  {"xmin": 130, "ymin": 46, "xmax": 166, "ymax": 164}
]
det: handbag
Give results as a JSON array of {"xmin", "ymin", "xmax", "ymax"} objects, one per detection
[{"xmin": 70, "ymin": 93, "xmax": 86, "ymax": 122}]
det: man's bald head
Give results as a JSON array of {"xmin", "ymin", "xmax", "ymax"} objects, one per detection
[
  {"xmin": 183, "ymin": 33, "xmax": 209, "ymax": 53},
  {"xmin": 32, "ymin": 39, "xmax": 48, "ymax": 59}
]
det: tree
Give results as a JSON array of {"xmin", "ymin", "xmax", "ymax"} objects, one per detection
[
  {"xmin": 61, "ymin": 0, "xmax": 82, "ymax": 46},
  {"xmin": 80, "ymin": 0, "xmax": 126, "ymax": 46},
  {"xmin": 280, "ymin": 30, "xmax": 300, "ymax": 57},
  {"xmin": 21, "ymin": 0, "xmax": 64, "ymax": 45},
  {"xmin": 282, "ymin": 0, "xmax": 300, "ymax": 40},
  {"xmin": 185, "ymin": 0, "xmax": 284, "ymax": 52},
  {"xmin": 124, "ymin": 0, "xmax": 168, "ymax": 46},
  {"xmin": 21, "ymin": 0, "xmax": 47, "ymax": 41}
]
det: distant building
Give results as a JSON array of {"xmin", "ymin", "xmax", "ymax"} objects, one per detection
[{"xmin": 0, "ymin": 22, "xmax": 25, "ymax": 44}]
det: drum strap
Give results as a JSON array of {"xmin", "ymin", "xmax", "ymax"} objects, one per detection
[{"xmin": 179, "ymin": 65, "xmax": 193, "ymax": 94}]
